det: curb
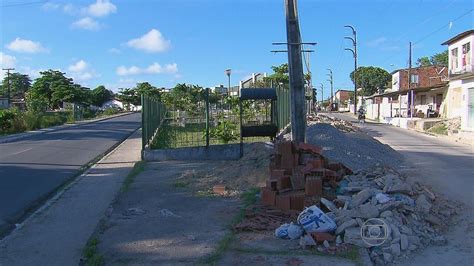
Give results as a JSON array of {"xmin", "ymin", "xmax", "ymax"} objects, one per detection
[{"xmin": 0, "ymin": 112, "xmax": 135, "ymax": 144}]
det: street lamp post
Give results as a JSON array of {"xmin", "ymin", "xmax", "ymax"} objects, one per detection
[
  {"xmin": 225, "ymin": 68, "xmax": 232, "ymax": 96},
  {"xmin": 319, "ymin": 83, "xmax": 324, "ymax": 110},
  {"xmin": 344, "ymin": 25, "xmax": 357, "ymax": 115}
]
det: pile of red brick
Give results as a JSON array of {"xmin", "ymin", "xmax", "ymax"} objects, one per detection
[{"xmin": 261, "ymin": 141, "xmax": 352, "ymax": 211}]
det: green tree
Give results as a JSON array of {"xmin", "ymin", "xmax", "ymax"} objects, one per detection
[
  {"xmin": 117, "ymin": 88, "xmax": 139, "ymax": 107},
  {"xmin": 264, "ymin": 63, "xmax": 289, "ymax": 86},
  {"xmin": 29, "ymin": 70, "xmax": 75, "ymax": 109},
  {"xmin": 350, "ymin": 66, "xmax": 391, "ymax": 96},
  {"xmin": 1, "ymin": 73, "xmax": 31, "ymax": 99},
  {"xmin": 91, "ymin": 85, "xmax": 113, "ymax": 106},
  {"xmin": 136, "ymin": 82, "xmax": 161, "ymax": 100},
  {"xmin": 430, "ymin": 50, "xmax": 448, "ymax": 66},
  {"xmin": 416, "ymin": 56, "xmax": 432, "ymax": 67}
]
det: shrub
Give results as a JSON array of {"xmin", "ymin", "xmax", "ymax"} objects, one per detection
[
  {"xmin": 209, "ymin": 121, "xmax": 238, "ymax": 144},
  {"xmin": 41, "ymin": 112, "xmax": 67, "ymax": 128},
  {"xmin": 0, "ymin": 109, "xmax": 17, "ymax": 133},
  {"xmin": 103, "ymin": 107, "xmax": 119, "ymax": 116},
  {"xmin": 23, "ymin": 111, "xmax": 42, "ymax": 131}
]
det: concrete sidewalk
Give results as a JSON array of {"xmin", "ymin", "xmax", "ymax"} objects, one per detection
[
  {"xmin": 0, "ymin": 129, "xmax": 142, "ymax": 265},
  {"xmin": 0, "ymin": 112, "xmax": 134, "ymax": 144}
]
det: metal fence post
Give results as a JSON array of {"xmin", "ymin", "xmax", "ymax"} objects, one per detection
[{"xmin": 205, "ymin": 88, "xmax": 210, "ymax": 148}]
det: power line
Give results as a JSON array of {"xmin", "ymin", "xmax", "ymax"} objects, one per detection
[
  {"xmin": 1, "ymin": 0, "xmax": 48, "ymax": 8},
  {"xmin": 413, "ymin": 8, "xmax": 473, "ymax": 45}
]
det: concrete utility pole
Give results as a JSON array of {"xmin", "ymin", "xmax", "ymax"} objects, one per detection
[
  {"xmin": 285, "ymin": 0, "xmax": 306, "ymax": 142},
  {"xmin": 2, "ymin": 68, "xmax": 15, "ymax": 108},
  {"xmin": 327, "ymin": 69, "xmax": 333, "ymax": 110},
  {"xmin": 319, "ymin": 83, "xmax": 324, "ymax": 107},
  {"xmin": 408, "ymin": 42, "xmax": 413, "ymax": 119},
  {"xmin": 225, "ymin": 69, "xmax": 232, "ymax": 96},
  {"xmin": 344, "ymin": 25, "xmax": 357, "ymax": 115}
]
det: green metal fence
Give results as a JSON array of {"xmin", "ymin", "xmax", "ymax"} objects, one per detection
[
  {"xmin": 142, "ymin": 86, "xmax": 291, "ymax": 151},
  {"xmin": 141, "ymin": 95, "xmax": 167, "ymax": 150},
  {"xmin": 276, "ymin": 86, "xmax": 291, "ymax": 130}
]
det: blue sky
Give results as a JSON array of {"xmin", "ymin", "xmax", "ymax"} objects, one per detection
[{"xmin": 1, "ymin": 0, "xmax": 473, "ymax": 95}]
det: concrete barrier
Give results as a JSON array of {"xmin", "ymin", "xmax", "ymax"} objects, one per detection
[{"xmin": 143, "ymin": 143, "xmax": 241, "ymax": 161}]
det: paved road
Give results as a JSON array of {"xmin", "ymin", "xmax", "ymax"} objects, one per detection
[
  {"xmin": 0, "ymin": 113, "xmax": 141, "ymax": 228},
  {"xmin": 329, "ymin": 112, "xmax": 474, "ymax": 206},
  {"xmin": 328, "ymin": 113, "xmax": 474, "ymax": 265}
]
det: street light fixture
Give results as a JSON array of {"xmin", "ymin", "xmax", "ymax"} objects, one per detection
[
  {"xmin": 344, "ymin": 25, "xmax": 357, "ymax": 115},
  {"xmin": 225, "ymin": 69, "xmax": 232, "ymax": 96},
  {"xmin": 319, "ymin": 83, "xmax": 324, "ymax": 109}
]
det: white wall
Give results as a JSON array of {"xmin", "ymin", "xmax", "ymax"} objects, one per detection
[{"xmin": 447, "ymin": 34, "xmax": 474, "ymax": 75}]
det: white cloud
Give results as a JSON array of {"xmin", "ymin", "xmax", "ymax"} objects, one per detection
[
  {"xmin": 108, "ymin": 48, "xmax": 121, "ymax": 54},
  {"xmin": 116, "ymin": 63, "xmax": 178, "ymax": 76},
  {"xmin": 68, "ymin": 60, "xmax": 88, "ymax": 72},
  {"xmin": 366, "ymin": 37, "xmax": 387, "ymax": 47},
  {"xmin": 42, "ymin": 2, "xmax": 60, "ymax": 10},
  {"xmin": 63, "ymin": 4, "xmax": 76, "ymax": 15},
  {"xmin": 6, "ymin": 38, "xmax": 47, "ymax": 53},
  {"xmin": 0, "ymin": 52, "xmax": 17, "ymax": 68},
  {"xmin": 21, "ymin": 67, "xmax": 44, "ymax": 79},
  {"xmin": 83, "ymin": 0, "xmax": 117, "ymax": 17},
  {"xmin": 126, "ymin": 29, "xmax": 170, "ymax": 53},
  {"xmin": 67, "ymin": 59, "xmax": 99, "ymax": 81},
  {"xmin": 72, "ymin": 17, "xmax": 101, "ymax": 31}
]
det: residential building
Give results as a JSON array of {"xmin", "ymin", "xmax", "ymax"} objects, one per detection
[
  {"xmin": 210, "ymin": 85, "xmax": 228, "ymax": 95},
  {"xmin": 334, "ymin": 89, "xmax": 352, "ymax": 110},
  {"xmin": 239, "ymin": 73, "xmax": 267, "ymax": 89},
  {"xmin": 442, "ymin": 29, "xmax": 474, "ymax": 131}
]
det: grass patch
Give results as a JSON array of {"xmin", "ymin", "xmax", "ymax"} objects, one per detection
[
  {"xmin": 198, "ymin": 187, "xmax": 260, "ymax": 265},
  {"xmin": 120, "ymin": 161, "xmax": 146, "ymax": 192},
  {"xmin": 427, "ymin": 123, "xmax": 448, "ymax": 135},
  {"xmin": 173, "ymin": 180, "xmax": 190, "ymax": 188},
  {"xmin": 83, "ymin": 238, "xmax": 104, "ymax": 266}
]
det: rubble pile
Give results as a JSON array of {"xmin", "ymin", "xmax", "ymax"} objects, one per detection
[
  {"xmin": 447, "ymin": 117, "xmax": 461, "ymax": 135},
  {"xmin": 307, "ymin": 114, "xmax": 357, "ymax": 132},
  {"xmin": 317, "ymin": 166, "xmax": 458, "ymax": 264},
  {"xmin": 261, "ymin": 141, "xmax": 352, "ymax": 212}
]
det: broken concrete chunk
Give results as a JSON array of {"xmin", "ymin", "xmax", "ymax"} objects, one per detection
[
  {"xmin": 387, "ymin": 182, "xmax": 412, "ymax": 195},
  {"xmin": 383, "ymin": 252, "xmax": 393, "ymax": 263},
  {"xmin": 380, "ymin": 210, "xmax": 393, "ymax": 218},
  {"xmin": 430, "ymin": 235, "xmax": 447, "ymax": 246},
  {"xmin": 350, "ymin": 188, "xmax": 373, "ymax": 208},
  {"xmin": 355, "ymin": 203, "xmax": 379, "ymax": 219},
  {"xmin": 425, "ymin": 214, "xmax": 444, "ymax": 227},
  {"xmin": 400, "ymin": 234, "xmax": 409, "ymax": 250},
  {"xmin": 335, "ymin": 219, "xmax": 358, "ymax": 235},
  {"xmin": 391, "ymin": 243, "xmax": 401, "ymax": 256},
  {"xmin": 343, "ymin": 227, "xmax": 370, "ymax": 248},
  {"xmin": 415, "ymin": 194, "xmax": 432, "ymax": 213},
  {"xmin": 321, "ymin": 198, "xmax": 338, "ymax": 212}
]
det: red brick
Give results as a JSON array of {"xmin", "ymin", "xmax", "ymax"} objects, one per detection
[
  {"xmin": 308, "ymin": 159, "xmax": 323, "ymax": 169},
  {"xmin": 305, "ymin": 177, "xmax": 322, "ymax": 196},
  {"xmin": 275, "ymin": 194, "xmax": 291, "ymax": 211},
  {"xmin": 311, "ymin": 232, "xmax": 336, "ymax": 243},
  {"xmin": 213, "ymin": 184, "xmax": 226, "ymax": 195},
  {"xmin": 266, "ymin": 179, "xmax": 278, "ymax": 191},
  {"xmin": 291, "ymin": 166, "xmax": 306, "ymax": 190},
  {"xmin": 290, "ymin": 193, "xmax": 305, "ymax": 211},
  {"xmin": 271, "ymin": 169, "xmax": 286, "ymax": 179},
  {"xmin": 277, "ymin": 141, "xmax": 294, "ymax": 156},
  {"xmin": 278, "ymin": 175, "xmax": 292, "ymax": 190},
  {"xmin": 261, "ymin": 188, "xmax": 276, "ymax": 206},
  {"xmin": 262, "ymin": 188, "xmax": 276, "ymax": 206},
  {"xmin": 298, "ymin": 142, "xmax": 322, "ymax": 155}
]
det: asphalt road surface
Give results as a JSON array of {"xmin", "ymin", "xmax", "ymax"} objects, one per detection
[
  {"xmin": 0, "ymin": 113, "xmax": 141, "ymax": 228},
  {"xmin": 329, "ymin": 112, "xmax": 474, "ymax": 206}
]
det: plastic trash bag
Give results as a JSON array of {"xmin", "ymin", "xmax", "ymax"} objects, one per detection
[
  {"xmin": 297, "ymin": 205, "xmax": 337, "ymax": 233},
  {"xmin": 275, "ymin": 222, "xmax": 303, "ymax": 240},
  {"xmin": 375, "ymin": 193, "xmax": 392, "ymax": 204}
]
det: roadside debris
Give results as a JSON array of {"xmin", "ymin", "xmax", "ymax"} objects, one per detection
[
  {"xmin": 307, "ymin": 114, "xmax": 357, "ymax": 132},
  {"xmin": 235, "ymin": 139, "xmax": 460, "ymax": 265}
]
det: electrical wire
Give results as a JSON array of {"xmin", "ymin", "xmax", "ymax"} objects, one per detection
[{"xmin": 1, "ymin": 0, "xmax": 49, "ymax": 7}]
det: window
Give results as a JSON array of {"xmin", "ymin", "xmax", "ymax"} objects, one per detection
[
  {"xmin": 451, "ymin": 48, "xmax": 459, "ymax": 69},
  {"xmin": 420, "ymin": 95, "xmax": 426, "ymax": 105},
  {"xmin": 411, "ymin": 74, "xmax": 419, "ymax": 84},
  {"xmin": 462, "ymin": 42, "xmax": 471, "ymax": 67}
]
